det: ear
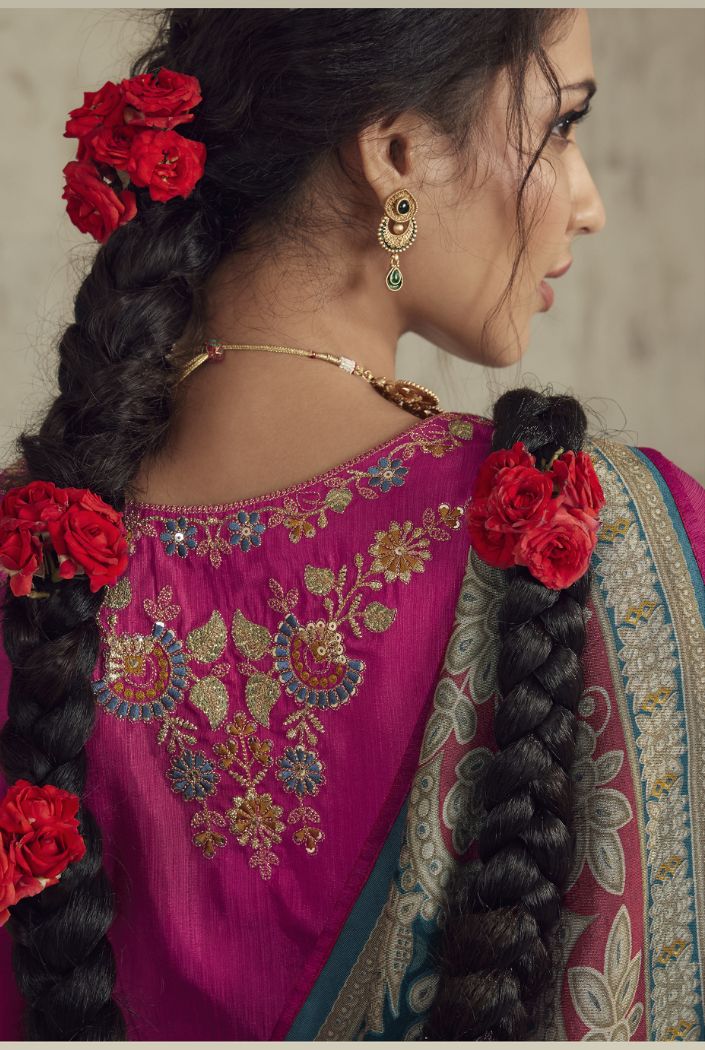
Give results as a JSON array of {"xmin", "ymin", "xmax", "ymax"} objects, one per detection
[{"xmin": 338, "ymin": 110, "xmax": 436, "ymax": 211}]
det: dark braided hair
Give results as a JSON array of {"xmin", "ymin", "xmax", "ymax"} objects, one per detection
[
  {"xmin": 422, "ymin": 388, "xmax": 592, "ymax": 1040},
  {"xmin": 0, "ymin": 9, "xmax": 586, "ymax": 1039}
]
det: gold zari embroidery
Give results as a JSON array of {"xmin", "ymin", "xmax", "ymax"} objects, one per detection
[{"xmin": 96, "ymin": 503, "xmax": 465, "ymax": 879}]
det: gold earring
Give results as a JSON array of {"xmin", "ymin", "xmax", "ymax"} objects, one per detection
[{"xmin": 377, "ymin": 189, "xmax": 417, "ymax": 291}]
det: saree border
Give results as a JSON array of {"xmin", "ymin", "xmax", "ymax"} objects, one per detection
[{"xmin": 590, "ymin": 437, "xmax": 705, "ymax": 1039}]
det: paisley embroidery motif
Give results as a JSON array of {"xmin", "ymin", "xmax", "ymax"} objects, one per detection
[
  {"xmin": 121, "ymin": 414, "xmax": 476, "ymax": 566},
  {"xmin": 96, "ymin": 502, "xmax": 464, "ymax": 879}
]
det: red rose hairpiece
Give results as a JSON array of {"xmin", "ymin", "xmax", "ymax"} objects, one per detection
[
  {"xmin": 0, "ymin": 779, "xmax": 87, "ymax": 927},
  {"xmin": 465, "ymin": 441, "xmax": 606, "ymax": 590},
  {"xmin": 62, "ymin": 67, "xmax": 207, "ymax": 243},
  {"xmin": 0, "ymin": 481, "xmax": 129, "ymax": 599}
]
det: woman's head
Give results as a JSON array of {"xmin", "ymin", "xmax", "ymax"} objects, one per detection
[
  {"xmin": 127, "ymin": 8, "xmax": 605, "ymax": 388},
  {"xmin": 1, "ymin": 10, "xmax": 598, "ymax": 1039}
]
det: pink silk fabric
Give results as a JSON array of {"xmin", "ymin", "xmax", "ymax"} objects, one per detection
[{"xmin": 0, "ymin": 410, "xmax": 490, "ymax": 1040}]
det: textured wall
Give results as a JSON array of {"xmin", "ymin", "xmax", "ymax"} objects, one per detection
[{"xmin": 1, "ymin": 9, "xmax": 703, "ymax": 482}]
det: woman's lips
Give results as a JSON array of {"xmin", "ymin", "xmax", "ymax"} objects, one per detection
[{"xmin": 538, "ymin": 258, "xmax": 571, "ymax": 310}]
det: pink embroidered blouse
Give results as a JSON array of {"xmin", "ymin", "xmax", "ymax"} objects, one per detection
[{"xmin": 0, "ymin": 409, "xmax": 488, "ymax": 1040}]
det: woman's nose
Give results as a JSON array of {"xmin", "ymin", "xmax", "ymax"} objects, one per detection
[{"xmin": 572, "ymin": 164, "xmax": 607, "ymax": 236}]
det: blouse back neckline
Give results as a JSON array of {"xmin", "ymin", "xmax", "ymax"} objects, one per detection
[{"xmin": 123, "ymin": 409, "xmax": 489, "ymax": 517}]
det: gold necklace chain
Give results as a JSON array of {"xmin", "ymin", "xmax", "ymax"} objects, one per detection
[{"xmin": 175, "ymin": 340, "xmax": 443, "ymax": 419}]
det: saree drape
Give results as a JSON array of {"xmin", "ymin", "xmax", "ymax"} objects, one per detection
[
  {"xmin": 0, "ymin": 413, "xmax": 703, "ymax": 1041},
  {"xmin": 282, "ymin": 437, "xmax": 705, "ymax": 1042}
]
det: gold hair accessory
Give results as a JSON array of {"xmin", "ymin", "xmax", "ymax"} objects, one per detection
[
  {"xmin": 175, "ymin": 340, "xmax": 442, "ymax": 419},
  {"xmin": 377, "ymin": 188, "xmax": 417, "ymax": 291}
]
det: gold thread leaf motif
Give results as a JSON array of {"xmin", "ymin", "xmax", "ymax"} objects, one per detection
[
  {"xmin": 232, "ymin": 608, "xmax": 273, "ymax": 659},
  {"xmin": 144, "ymin": 585, "xmax": 181, "ymax": 622},
  {"xmin": 448, "ymin": 418, "xmax": 474, "ymax": 441},
  {"xmin": 363, "ymin": 600, "xmax": 397, "ymax": 633},
  {"xmin": 245, "ymin": 672, "xmax": 281, "ymax": 727},
  {"xmin": 304, "ymin": 565, "xmax": 336, "ymax": 596},
  {"xmin": 324, "ymin": 487, "xmax": 354, "ymax": 513},
  {"xmin": 187, "ymin": 609, "xmax": 228, "ymax": 663},
  {"xmin": 190, "ymin": 676, "xmax": 230, "ymax": 731},
  {"xmin": 102, "ymin": 575, "xmax": 132, "ymax": 610}
]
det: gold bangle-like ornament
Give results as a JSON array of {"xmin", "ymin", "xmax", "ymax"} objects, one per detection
[{"xmin": 377, "ymin": 188, "xmax": 417, "ymax": 291}]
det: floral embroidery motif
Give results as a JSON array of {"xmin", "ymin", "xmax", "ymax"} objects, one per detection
[
  {"xmin": 168, "ymin": 749, "xmax": 219, "ymax": 801},
  {"xmin": 121, "ymin": 414, "xmax": 476, "ymax": 567},
  {"xmin": 568, "ymin": 904, "xmax": 643, "ymax": 1039},
  {"xmin": 96, "ymin": 500, "xmax": 464, "ymax": 880},
  {"xmin": 227, "ymin": 510, "xmax": 266, "ymax": 552},
  {"xmin": 92, "ymin": 617, "xmax": 189, "ymax": 722},
  {"xmin": 274, "ymin": 613, "xmax": 363, "ymax": 709},
  {"xmin": 369, "ymin": 520, "xmax": 431, "ymax": 583},
  {"xmin": 160, "ymin": 516, "xmax": 198, "ymax": 557},
  {"xmin": 277, "ymin": 746, "xmax": 326, "ymax": 797},
  {"xmin": 565, "ymin": 686, "xmax": 632, "ymax": 897},
  {"xmin": 367, "ymin": 456, "xmax": 408, "ymax": 493}
]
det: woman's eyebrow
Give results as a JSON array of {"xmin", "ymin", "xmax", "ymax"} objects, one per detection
[{"xmin": 561, "ymin": 78, "xmax": 598, "ymax": 99}]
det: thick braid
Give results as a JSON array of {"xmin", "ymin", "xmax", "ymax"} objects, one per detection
[
  {"xmin": 423, "ymin": 388, "xmax": 591, "ymax": 1040},
  {"xmin": 0, "ymin": 198, "xmax": 223, "ymax": 1038}
]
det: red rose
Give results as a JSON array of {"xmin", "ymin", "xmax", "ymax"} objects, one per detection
[
  {"xmin": 0, "ymin": 780, "xmax": 81, "ymax": 837},
  {"xmin": 485, "ymin": 465, "xmax": 555, "ymax": 533},
  {"xmin": 514, "ymin": 509, "xmax": 597, "ymax": 590},
  {"xmin": 472, "ymin": 441, "xmax": 536, "ymax": 500},
  {"xmin": 125, "ymin": 129, "xmax": 206, "ymax": 202},
  {"xmin": 466, "ymin": 497, "xmax": 517, "ymax": 570},
  {"xmin": 0, "ymin": 480, "xmax": 69, "ymax": 527},
  {"xmin": 80, "ymin": 122, "xmax": 138, "ymax": 168},
  {"xmin": 62, "ymin": 160, "xmax": 137, "ymax": 243},
  {"xmin": 64, "ymin": 81, "xmax": 127, "ymax": 141},
  {"xmin": 11, "ymin": 821, "xmax": 86, "ymax": 885},
  {"xmin": 45, "ymin": 491, "xmax": 128, "ymax": 592},
  {"xmin": 120, "ymin": 69, "xmax": 202, "ymax": 130},
  {"xmin": 0, "ymin": 519, "xmax": 44, "ymax": 597},
  {"xmin": 0, "ymin": 835, "xmax": 17, "ymax": 927},
  {"xmin": 0, "ymin": 781, "xmax": 85, "ymax": 913},
  {"xmin": 551, "ymin": 450, "xmax": 605, "ymax": 518}
]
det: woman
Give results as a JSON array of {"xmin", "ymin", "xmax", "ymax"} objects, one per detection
[{"xmin": 0, "ymin": 8, "xmax": 703, "ymax": 1042}]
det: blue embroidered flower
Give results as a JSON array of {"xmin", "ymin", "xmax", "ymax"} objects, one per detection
[
  {"xmin": 167, "ymin": 749, "xmax": 219, "ymax": 801},
  {"xmin": 367, "ymin": 456, "xmax": 408, "ymax": 493},
  {"xmin": 160, "ymin": 517, "xmax": 198, "ymax": 558},
  {"xmin": 227, "ymin": 510, "xmax": 267, "ymax": 552},
  {"xmin": 277, "ymin": 746, "xmax": 325, "ymax": 797}
]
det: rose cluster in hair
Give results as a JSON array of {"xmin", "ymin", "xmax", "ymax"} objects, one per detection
[{"xmin": 62, "ymin": 68, "xmax": 206, "ymax": 242}]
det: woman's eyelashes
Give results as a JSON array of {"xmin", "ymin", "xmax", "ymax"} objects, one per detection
[{"xmin": 552, "ymin": 100, "xmax": 592, "ymax": 141}]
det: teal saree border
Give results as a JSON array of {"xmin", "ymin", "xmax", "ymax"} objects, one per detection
[{"xmin": 285, "ymin": 797, "xmax": 410, "ymax": 1039}]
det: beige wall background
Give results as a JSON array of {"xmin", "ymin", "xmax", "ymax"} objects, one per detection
[{"xmin": 1, "ymin": 9, "xmax": 704, "ymax": 482}]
